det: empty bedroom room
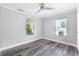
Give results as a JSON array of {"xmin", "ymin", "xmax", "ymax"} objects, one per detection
[{"xmin": 0, "ymin": 3, "xmax": 79, "ymax": 56}]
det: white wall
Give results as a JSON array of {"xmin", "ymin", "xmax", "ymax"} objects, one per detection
[
  {"xmin": 0, "ymin": 7, "xmax": 2, "ymax": 48},
  {"xmin": 0, "ymin": 6, "xmax": 42, "ymax": 49},
  {"xmin": 42, "ymin": 10, "xmax": 77, "ymax": 46},
  {"xmin": 77, "ymin": 6, "xmax": 79, "ymax": 50}
]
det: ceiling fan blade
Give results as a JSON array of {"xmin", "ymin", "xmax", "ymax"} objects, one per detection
[
  {"xmin": 44, "ymin": 7, "xmax": 54, "ymax": 10},
  {"xmin": 36, "ymin": 3, "xmax": 54, "ymax": 13}
]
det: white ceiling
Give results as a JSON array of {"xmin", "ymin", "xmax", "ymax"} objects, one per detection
[{"xmin": 0, "ymin": 3, "xmax": 77, "ymax": 18}]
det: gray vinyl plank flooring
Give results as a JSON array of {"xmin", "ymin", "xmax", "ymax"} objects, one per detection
[{"xmin": 1, "ymin": 39, "xmax": 79, "ymax": 56}]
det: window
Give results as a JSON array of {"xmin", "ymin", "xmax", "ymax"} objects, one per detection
[
  {"xmin": 55, "ymin": 18, "xmax": 67, "ymax": 36},
  {"xmin": 26, "ymin": 19, "xmax": 34, "ymax": 35}
]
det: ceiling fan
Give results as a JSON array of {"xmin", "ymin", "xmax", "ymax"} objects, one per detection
[{"xmin": 36, "ymin": 3, "xmax": 54, "ymax": 13}]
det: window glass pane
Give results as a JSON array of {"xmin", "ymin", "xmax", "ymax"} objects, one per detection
[
  {"xmin": 26, "ymin": 19, "xmax": 33, "ymax": 35},
  {"xmin": 56, "ymin": 18, "xmax": 67, "ymax": 36}
]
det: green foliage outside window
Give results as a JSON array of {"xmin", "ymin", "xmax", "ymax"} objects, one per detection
[
  {"xmin": 59, "ymin": 31, "xmax": 64, "ymax": 36},
  {"xmin": 26, "ymin": 19, "xmax": 33, "ymax": 35}
]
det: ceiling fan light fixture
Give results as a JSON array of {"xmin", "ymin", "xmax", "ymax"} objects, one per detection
[{"xmin": 36, "ymin": 3, "xmax": 54, "ymax": 13}]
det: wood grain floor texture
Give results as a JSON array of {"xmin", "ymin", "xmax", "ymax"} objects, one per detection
[{"xmin": 1, "ymin": 39, "xmax": 79, "ymax": 56}]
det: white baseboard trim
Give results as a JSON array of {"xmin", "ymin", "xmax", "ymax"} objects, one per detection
[
  {"xmin": 0, "ymin": 37, "xmax": 78, "ymax": 52},
  {"xmin": 0, "ymin": 37, "xmax": 42, "ymax": 52},
  {"xmin": 42, "ymin": 37, "xmax": 77, "ymax": 48}
]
